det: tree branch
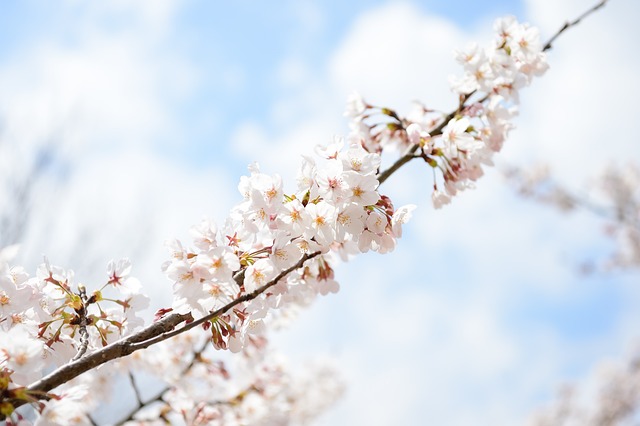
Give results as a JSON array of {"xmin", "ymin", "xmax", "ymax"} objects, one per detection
[
  {"xmin": 2, "ymin": 251, "xmax": 320, "ymax": 418},
  {"xmin": 127, "ymin": 250, "xmax": 321, "ymax": 352}
]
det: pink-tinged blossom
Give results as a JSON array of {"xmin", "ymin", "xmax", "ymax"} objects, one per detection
[
  {"xmin": 442, "ymin": 117, "xmax": 481, "ymax": 155},
  {"xmin": 270, "ymin": 235, "xmax": 303, "ymax": 270},
  {"xmin": 493, "ymin": 15, "xmax": 519, "ymax": 43},
  {"xmin": 248, "ymin": 173, "xmax": 284, "ymax": 212},
  {"xmin": 161, "ymin": 239, "xmax": 187, "ymax": 272},
  {"xmin": 195, "ymin": 247, "xmax": 240, "ymax": 282},
  {"xmin": 190, "ymin": 218, "xmax": 218, "ymax": 250},
  {"xmin": 358, "ymin": 229, "xmax": 395, "ymax": 254},
  {"xmin": 335, "ymin": 205, "xmax": 366, "ymax": 242},
  {"xmin": 365, "ymin": 209, "xmax": 387, "ymax": 235},
  {"xmin": 167, "ymin": 260, "xmax": 209, "ymax": 311},
  {"xmin": 199, "ymin": 280, "xmax": 239, "ymax": 314},
  {"xmin": 343, "ymin": 171, "xmax": 380, "ymax": 207},
  {"xmin": 432, "ymin": 189, "xmax": 451, "ymax": 209},
  {"xmin": 339, "ymin": 143, "xmax": 380, "ymax": 175},
  {"xmin": 119, "ymin": 292, "xmax": 150, "ymax": 334},
  {"xmin": 348, "ymin": 119, "xmax": 378, "ymax": 153},
  {"xmin": 0, "ymin": 279, "xmax": 32, "ymax": 328},
  {"xmin": 509, "ymin": 24, "xmax": 543, "ymax": 62},
  {"xmin": 314, "ymin": 136, "xmax": 344, "ymax": 160},
  {"xmin": 244, "ymin": 259, "xmax": 276, "ymax": 293},
  {"xmin": 0, "ymin": 325, "xmax": 45, "ymax": 385},
  {"xmin": 391, "ymin": 204, "xmax": 417, "ymax": 238},
  {"xmin": 304, "ymin": 201, "xmax": 337, "ymax": 247},
  {"xmin": 450, "ymin": 45, "xmax": 495, "ymax": 94},
  {"xmin": 294, "ymin": 237, "xmax": 322, "ymax": 255},
  {"xmin": 36, "ymin": 257, "xmax": 74, "ymax": 292},
  {"xmin": 331, "ymin": 240, "xmax": 360, "ymax": 262},
  {"xmin": 315, "ymin": 278, "xmax": 339, "ymax": 296},
  {"xmin": 278, "ymin": 198, "xmax": 312, "ymax": 238},
  {"xmin": 107, "ymin": 258, "xmax": 132, "ymax": 283},
  {"xmin": 454, "ymin": 42, "xmax": 482, "ymax": 68},
  {"xmin": 227, "ymin": 308, "xmax": 268, "ymax": 353},
  {"xmin": 106, "ymin": 258, "xmax": 141, "ymax": 295},
  {"xmin": 344, "ymin": 91, "xmax": 367, "ymax": 118},
  {"xmin": 296, "ymin": 155, "xmax": 317, "ymax": 194},
  {"xmin": 406, "ymin": 123, "xmax": 432, "ymax": 151},
  {"xmin": 315, "ymin": 159, "xmax": 348, "ymax": 203},
  {"xmin": 35, "ymin": 385, "xmax": 93, "ymax": 426},
  {"xmin": 311, "ymin": 259, "xmax": 339, "ymax": 296},
  {"xmin": 43, "ymin": 335, "xmax": 78, "ymax": 368}
]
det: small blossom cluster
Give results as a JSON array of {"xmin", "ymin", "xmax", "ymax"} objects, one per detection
[
  {"xmin": 121, "ymin": 330, "xmax": 344, "ymax": 426},
  {"xmin": 449, "ymin": 16, "xmax": 548, "ymax": 98},
  {"xmin": 163, "ymin": 138, "xmax": 416, "ymax": 352},
  {"xmin": 0, "ymin": 245, "xmax": 148, "ymax": 422},
  {"xmin": 345, "ymin": 16, "xmax": 548, "ymax": 208}
]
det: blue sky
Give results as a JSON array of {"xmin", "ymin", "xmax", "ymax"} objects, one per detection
[{"xmin": 1, "ymin": 0, "xmax": 639, "ymax": 424}]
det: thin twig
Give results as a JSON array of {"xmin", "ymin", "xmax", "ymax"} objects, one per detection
[
  {"xmin": 128, "ymin": 371, "xmax": 144, "ymax": 407},
  {"xmin": 543, "ymin": 0, "xmax": 608, "ymax": 51},
  {"xmin": 87, "ymin": 414, "xmax": 99, "ymax": 426},
  {"xmin": 1, "ymin": 251, "xmax": 321, "ymax": 417},
  {"xmin": 114, "ymin": 340, "xmax": 209, "ymax": 425},
  {"xmin": 115, "ymin": 388, "xmax": 165, "ymax": 426}
]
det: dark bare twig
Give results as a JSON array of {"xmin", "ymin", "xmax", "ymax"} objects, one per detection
[
  {"xmin": 128, "ymin": 371, "xmax": 144, "ymax": 408},
  {"xmin": 543, "ymin": 0, "xmax": 608, "ymax": 51},
  {"xmin": 114, "ymin": 340, "xmax": 210, "ymax": 425},
  {"xmin": 87, "ymin": 414, "xmax": 99, "ymax": 426}
]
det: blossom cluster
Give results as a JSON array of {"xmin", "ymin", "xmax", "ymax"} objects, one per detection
[
  {"xmin": 162, "ymin": 139, "xmax": 416, "ymax": 352},
  {"xmin": 0, "ymin": 246, "xmax": 148, "ymax": 421},
  {"xmin": 346, "ymin": 16, "xmax": 548, "ymax": 208},
  {"xmin": 120, "ymin": 331, "xmax": 344, "ymax": 426}
]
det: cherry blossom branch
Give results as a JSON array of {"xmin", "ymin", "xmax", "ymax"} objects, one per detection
[
  {"xmin": 377, "ymin": 0, "xmax": 608, "ymax": 186},
  {"xmin": 22, "ymin": 311, "xmax": 190, "ymax": 396},
  {"xmin": 127, "ymin": 250, "xmax": 322, "ymax": 352},
  {"xmin": 376, "ymin": 94, "xmax": 471, "ymax": 185},
  {"xmin": 1, "ymin": 251, "xmax": 321, "ymax": 417}
]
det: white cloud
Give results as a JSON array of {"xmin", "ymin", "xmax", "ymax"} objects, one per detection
[
  {"xmin": 329, "ymin": 2, "xmax": 469, "ymax": 111},
  {"xmin": 0, "ymin": 1, "xmax": 231, "ymax": 300}
]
